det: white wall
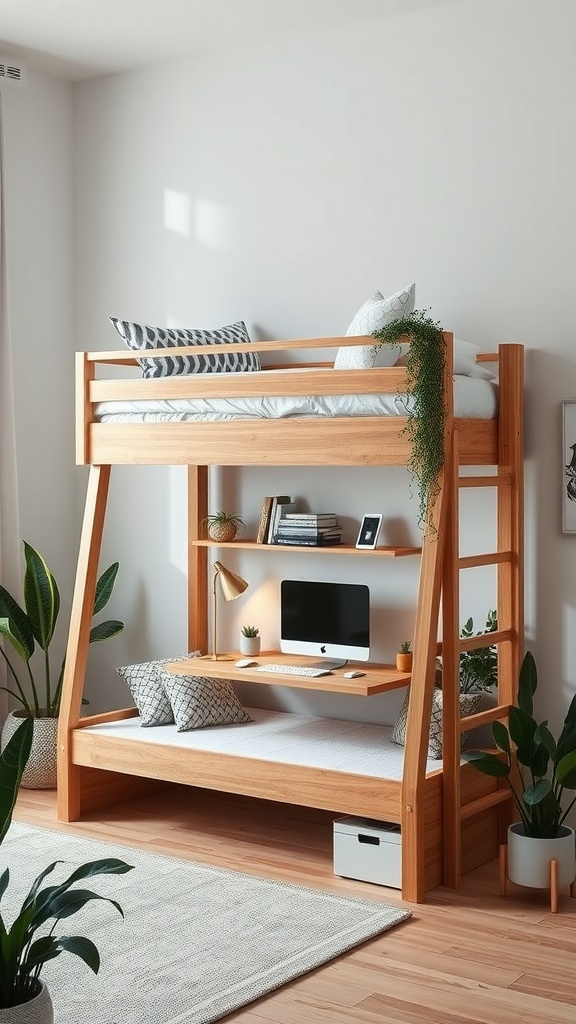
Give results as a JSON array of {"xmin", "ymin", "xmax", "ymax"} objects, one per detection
[
  {"xmin": 2, "ymin": 71, "xmax": 76, "ymax": 677},
  {"xmin": 22, "ymin": 0, "xmax": 574, "ymax": 731}
]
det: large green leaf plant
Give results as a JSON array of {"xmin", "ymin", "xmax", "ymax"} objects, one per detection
[
  {"xmin": 0, "ymin": 718, "xmax": 133, "ymax": 1009},
  {"xmin": 0, "ymin": 542, "xmax": 123, "ymax": 718},
  {"xmin": 463, "ymin": 651, "xmax": 576, "ymax": 838}
]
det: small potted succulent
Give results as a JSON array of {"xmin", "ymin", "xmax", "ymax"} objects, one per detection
[
  {"xmin": 239, "ymin": 625, "xmax": 260, "ymax": 657},
  {"xmin": 396, "ymin": 641, "xmax": 412, "ymax": 673},
  {"xmin": 201, "ymin": 511, "xmax": 245, "ymax": 543}
]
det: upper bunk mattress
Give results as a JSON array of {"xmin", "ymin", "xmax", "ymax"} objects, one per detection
[{"xmin": 95, "ymin": 374, "xmax": 498, "ymax": 422}]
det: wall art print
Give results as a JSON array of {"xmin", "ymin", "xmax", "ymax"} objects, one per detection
[{"xmin": 562, "ymin": 401, "xmax": 576, "ymax": 533}]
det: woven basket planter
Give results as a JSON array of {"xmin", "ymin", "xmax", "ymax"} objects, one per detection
[{"xmin": 1, "ymin": 711, "xmax": 58, "ymax": 789}]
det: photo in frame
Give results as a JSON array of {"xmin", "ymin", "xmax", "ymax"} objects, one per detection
[
  {"xmin": 355, "ymin": 513, "xmax": 383, "ymax": 549},
  {"xmin": 562, "ymin": 401, "xmax": 576, "ymax": 533}
]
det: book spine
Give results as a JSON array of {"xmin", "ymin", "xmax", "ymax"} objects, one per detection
[
  {"xmin": 266, "ymin": 495, "xmax": 291, "ymax": 543},
  {"xmin": 283, "ymin": 513, "xmax": 336, "ymax": 520},
  {"xmin": 269, "ymin": 501, "xmax": 296, "ymax": 544},
  {"xmin": 256, "ymin": 497, "xmax": 273, "ymax": 544},
  {"xmin": 274, "ymin": 537, "xmax": 342, "ymax": 547},
  {"xmin": 276, "ymin": 526, "xmax": 340, "ymax": 535}
]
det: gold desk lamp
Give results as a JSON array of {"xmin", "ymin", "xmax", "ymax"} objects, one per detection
[{"xmin": 211, "ymin": 560, "xmax": 249, "ymax": 660}]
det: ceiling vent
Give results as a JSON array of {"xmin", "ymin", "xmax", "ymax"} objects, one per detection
[{"xmin": 0, "ymin": 59, "xmax": 26, "ymax": 86}]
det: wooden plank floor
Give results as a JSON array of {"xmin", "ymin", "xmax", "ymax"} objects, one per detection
[{"xmin": 14, "ymin": 785, "xmax": 576, "ymax": 1023}]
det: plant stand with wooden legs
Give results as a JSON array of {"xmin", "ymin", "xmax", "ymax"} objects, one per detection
[{"xmin": 500, "ymin": 842, "xmax": 576, "ymax": 913}]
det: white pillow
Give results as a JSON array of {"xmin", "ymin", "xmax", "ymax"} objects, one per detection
[
  {"xmin": 395, "ymin": 337, "xmax": 496, "ymax": 381},
  {"xmin": 334, "ymin": 284, "xmax": 416, "ymax": 370},
  {"xmin": 453, "ymin": 339, "xmax": 496, "ymax": 381}
]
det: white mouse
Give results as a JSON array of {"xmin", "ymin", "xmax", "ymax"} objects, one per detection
[
  {"xmin": 344, "ymin": 670, "xmax": 366, "ymax": 678},
  {"xmin": 235, "ymin": 658, "xmax": 258, "ymax": 668}
]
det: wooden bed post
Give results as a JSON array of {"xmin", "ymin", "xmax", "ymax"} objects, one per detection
[
  {"xmin": 57, "ymin": 464, "xmax": 111, "ymax": 821},
  {"xmin": 188, "ymin": 465, "xmax": 208, "ymax": 654}
]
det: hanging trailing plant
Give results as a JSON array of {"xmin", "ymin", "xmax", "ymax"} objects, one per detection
[{"xmin": 372, "ymin": 309, "xmax": 446, "ymax": 531}]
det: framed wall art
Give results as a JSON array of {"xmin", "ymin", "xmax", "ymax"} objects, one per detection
[
  {"xmin": 562, "ymin": 401, "xmax": 576, "ymax": 533},
  {"xmin": 355, "ymin": 513, "xmax": 383, "ymax": 549}
]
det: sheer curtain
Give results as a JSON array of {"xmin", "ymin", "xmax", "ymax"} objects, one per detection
[{"xmin": 0, "ymin": 93, "xmax": 21, "ymax": 727}]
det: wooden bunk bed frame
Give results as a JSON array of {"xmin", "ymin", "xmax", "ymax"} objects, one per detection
[{"xmin": 57, "ymin": 332, "xmax": 524, "ymax": 903}]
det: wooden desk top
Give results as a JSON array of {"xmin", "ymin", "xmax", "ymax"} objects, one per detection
[{"xmin": 164, "ymin": 652, "xmax": 411, "ymax": 697}]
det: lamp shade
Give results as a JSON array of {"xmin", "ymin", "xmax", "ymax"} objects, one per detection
[{"xmin": 213, "ymin": 560, "xmax": 249, "ymax": 601}]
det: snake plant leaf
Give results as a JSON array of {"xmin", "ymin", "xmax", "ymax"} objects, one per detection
[
  {"xmin": 517, "ymin": 649, "xmax": 537, "ymax": 715},
  {"xmin": 0, "ymin": 584, "xmax": 35, "ymax": 661},
  {"xmin": 556, "ymin": 748, "xmax": 576, "ymax": 789},
  {"xmin": 491, "ymin": 719, "xmax": 511, "ymax": 754},
  {"xmin": 89, "ymin": 619, "xmax": 124, "ymax": 644},
  {"xmin": 0, "ymin": 717, "xmax": 33, "ymax": 844},
  {"xmin": 461, "ymin": 751, "xmax": 510, "ymax": 777},
  {"xmin": 93, "ymin": 562, "xmax": 119, "ymax": 615},
  {"xmin": 23, "ymin": 542, "xmax": 60, "ymax": 651},
  {"xmin": 523, "ymin": 778, "xmax": 552, "ymax": 805}
]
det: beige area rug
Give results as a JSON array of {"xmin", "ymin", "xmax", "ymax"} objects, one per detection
[{"xmin": 4, "ymin": 822, "xmax": 411, "ymax": 1023}]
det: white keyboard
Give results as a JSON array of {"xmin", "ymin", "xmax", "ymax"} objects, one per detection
[{"xmin": 256, "ymin": 663, "xmax": 333, "ymax": 677}]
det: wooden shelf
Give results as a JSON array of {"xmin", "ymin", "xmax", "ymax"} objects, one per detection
[
  {"xmin": 164, "ymin": 652, "xmax": 412, "ymax": 696},
  {"xmin": 192, "ymin": 540, "xmax": 421, "ymax": 557}
]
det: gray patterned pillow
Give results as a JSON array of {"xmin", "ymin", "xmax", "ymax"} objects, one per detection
[
  {"xmin": 116, "ymin": 652, "xmax": 201, "ymax": 727},
  {"xmin": 117, "ymin": 660, "xmax": 174, "ymax": 726},
  {"xmin": 159, "ymin": 668, "xmax": 253, "ymax": 732},
  {"xmin": 109, "ymin": 318, "xmax": 261, "ymax": 378},
  {"xmin": 391, "ymin": 688, "xmax": 481, "ymax": 759}
]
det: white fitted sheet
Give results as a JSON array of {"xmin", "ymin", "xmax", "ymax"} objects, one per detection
[
  {"xmin": 81, "ymin": 707, "xmax": 441, "ymax": 779},
  {"xmin": 95, "ymin": 374, "xmax": 498, "ymax": 422}
]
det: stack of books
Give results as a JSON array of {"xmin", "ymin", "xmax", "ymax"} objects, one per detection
[{"xmin": 273, "ymin": 512, "xmax": 342, "ymax": 547}]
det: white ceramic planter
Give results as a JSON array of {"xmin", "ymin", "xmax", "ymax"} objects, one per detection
[
  {"xmin": 239, "ymin": 636, "xmax": 260, "ymax": 657},
  {"xmin": 0, "ymin": 981, "xmax": 54, "ymax": 1023},
  {"xmin": 507, "ymin": 822, "xmax": 576, "ymax": 890},
  {"xmin": 1, "ymin": 711, "xmax": 58, "ymax": 789}
]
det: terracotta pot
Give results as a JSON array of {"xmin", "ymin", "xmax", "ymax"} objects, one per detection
[
  {"xmin": 0, "ymin": 981, "xmax": 54, "ymax": 1023},
  {"xmin": 395, "ymin": 652, "xmax": 413, "ymax": 673},
  {"xmin": 1, "ymin": 711, "xmax": 58, "ymax": 789}
]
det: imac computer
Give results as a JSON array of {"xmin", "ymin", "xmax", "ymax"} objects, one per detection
[{"xmin": 280, "ymin": 579, "xmax": 370, "ymax": 668}]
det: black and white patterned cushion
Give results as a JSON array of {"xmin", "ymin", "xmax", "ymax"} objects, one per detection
[
  {"xmin": 116, "ymin": 652, "xmax": 201, "ymax": 727},
  {"xmin": 116, "ymin": 660, "xmax": 174, "ymax": 726},
  {"xmin": 159, "ymin": 669, "xmax": 253, "ymax": 732},
  {"xmin": 390, "ymin": 688, "xmax": 481, "ymax": 759},
  {"xmin": 109, "ymin": 318, "xmax": 261, "ymax": 378}
]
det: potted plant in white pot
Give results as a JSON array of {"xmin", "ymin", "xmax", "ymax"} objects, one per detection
[
  {"xmin": 0, "ymin": 541, "xmax": 123, "ymax": 788},
  {"xmin": 239, "ymin": 625, "xmax": 260, "ymax": 657},
  {"xmin": 463, "ymin": 650, "xmax": 576, "ymax": 905},
  {"xmin": 0, "ymin": 717, "xmax": 133, "ymax": 1022}
]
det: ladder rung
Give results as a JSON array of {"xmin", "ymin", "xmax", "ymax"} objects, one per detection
[
  {"xmin": 459, "ymin": 551, "xmax": 512, "ymax": 569},
  {"xmin": 461, "ymin": 788, "xmax": 511, "ymax": 820},
  {"xmin": 460, "ymin": 704, "xmax": 511, "ymax": 731},
  {"xmin": 437, "ymin": 627, "xmax": 514, "ymax": 656},
  {"xmin": 459, "ymin": 475, "xmax": 511, "ymax": 488}
]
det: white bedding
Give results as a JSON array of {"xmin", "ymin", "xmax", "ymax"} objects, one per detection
[
  {"xmin": 82, "ymin": 706, "xmax": 441, "ymax": 779},
  {"xmin": 95, "ymin": 374, "xmax": 498, "ymax": 422}
]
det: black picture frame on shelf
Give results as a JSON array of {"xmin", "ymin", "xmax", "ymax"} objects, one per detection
[{"xmin": 355, "ymin": 514, "xmax": 383, "ymax": 549}]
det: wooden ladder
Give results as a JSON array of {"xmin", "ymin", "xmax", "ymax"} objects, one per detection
[{"xmin": 441, "ymin": 343, "xmax": 524, "ymax": 888}]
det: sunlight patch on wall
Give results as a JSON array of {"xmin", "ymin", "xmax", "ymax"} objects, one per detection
[
  {"xmin": 164, "ymin": 188, "xmax": 191, "ymax": 237},
  {"xmin": 195, "ymin": 198, "xmax": 231, "ymax": 249}
]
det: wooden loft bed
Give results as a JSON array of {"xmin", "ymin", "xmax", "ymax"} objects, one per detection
[{"xmin": 57, "ymin": 332, "xmax": 524, "ymax": 903}]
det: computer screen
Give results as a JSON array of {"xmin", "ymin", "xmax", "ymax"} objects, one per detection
[{"xmin": 280, "ymin": 579, "xmax": 370, "ymax": 665}]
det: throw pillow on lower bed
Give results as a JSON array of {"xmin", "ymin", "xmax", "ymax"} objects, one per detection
[
  {"xmin": 109, "ymin": 318, "xmax": 261, "ymax": 378},
  {"xmin": 333, "ymin": 284, "xmax": 416, "ymax": 370},
  {"xmin": 159, "ymin": 668, "xmax": 253, "ymax": 732},
  {"xmin": 116, "ymin": 651, "xmax": 201, "ymax": 727},
  {"xmin": 391, "ymin": 688, "xmax": 481, "ymax": 759},
  {"xmin": 116, "ymin": 660, "xmax": 174, "ymax": 726}
]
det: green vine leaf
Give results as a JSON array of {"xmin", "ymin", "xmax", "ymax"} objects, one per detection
[{"xmin": 372, "ymin": 309, "xmax": 446, "ymax": 531}]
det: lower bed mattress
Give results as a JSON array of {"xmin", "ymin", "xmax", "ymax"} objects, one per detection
[{"xmin": 79, "ymin": 707, "xmax": 441, "ymax": 780}]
